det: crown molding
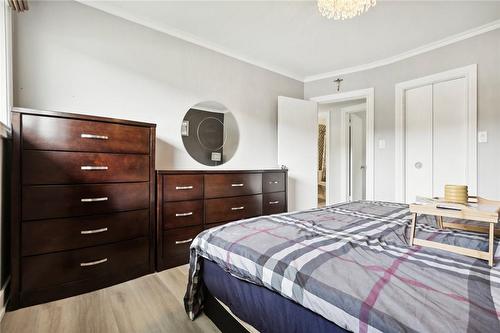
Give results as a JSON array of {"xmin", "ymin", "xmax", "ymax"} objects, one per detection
[
  {"xmin": 75, "ymin": 0, "xmax": 304, "ymax": 82},
  {"xmin": 304, "ymin": 19, "xmax": 500, "ymax": 83}
]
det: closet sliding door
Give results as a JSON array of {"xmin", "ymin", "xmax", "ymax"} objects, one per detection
[
  {"xmin": 405, "ymin": 77, "xmax": 471, "ymax": 203},
  {"xmin": 432, "ymin": 78, "xmax": 468, "ymax": 198},
  {"xmin": 405, "ymin": 85, "xmax": 433, "ymax": 204}
]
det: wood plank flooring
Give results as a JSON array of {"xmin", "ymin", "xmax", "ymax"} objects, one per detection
[{"xmin": 0, "ymin": 265, "xmax": 220, "ymax": 333}]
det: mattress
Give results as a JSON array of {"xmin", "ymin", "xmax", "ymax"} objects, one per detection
[{"xmin": 203, "ymin": 258, "xmax": 348, "ymax": 333}]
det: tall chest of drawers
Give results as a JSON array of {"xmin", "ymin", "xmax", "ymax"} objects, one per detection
[
  {"xmin": 10, "ymin": 108, "xmax": 156, "ymax": 309},
  {"xmin": 156, "ymin": 169, "xmax": 288, "ymax": 271}
]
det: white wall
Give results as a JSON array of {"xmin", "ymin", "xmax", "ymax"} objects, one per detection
[
  {"xmin": 306, "ymin": 29, "xmax": 500, "ymax": 201},
  {"xmin": 12, "ymin": 1, "xmax": 303, "ymax": 170}
]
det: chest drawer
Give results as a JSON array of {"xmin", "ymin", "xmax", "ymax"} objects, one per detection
[
  {"xmin": 162, "ymin": 226, "xmax": 203, "ymax": 269},
  {"xmin": 22, "ymin": 210, "xmax": 149, "ymax": 256},
  {"xmin": 22, "ymin": 182, "xmax": 149, "ymax": 221},
  {"xmin": 263, "ymin": 192, "xmax": 286, "ymax": 215},
  {"xmin": 205, "ymin": 194, "xmax": 262, "ymax": 224},
  {"xmin": 22, "ymin": 237, "xmax": 149, "ymax": 292},
  {"xmin": 22, "ymin": 115, "xmax": 150, "ymax": 154},
  {"xmin": 163, "ymin": 175, "xmax": 204, "ymax": 202},
  {"xmin": 263, "ymin": 172, "xmax": 285, "ymax": 193},
  {"xmin": 163, "ymin": 200, "xmax": 203, "ymax": 229},
  {"xmin": 23, "ymin": 151, "xmax": 149, "ymax": 185},
  {"xmin": 204, "ymin": 173, "xmax": 262, "ymax": 199}
]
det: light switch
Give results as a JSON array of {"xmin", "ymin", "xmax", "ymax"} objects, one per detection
[
  {"xmin": 478, "ymin": 131, "xmax": 488, "ymax": 143},
  {"xmin": 378, "ymin": 139, "xmax": 386, "ymax": 149}
]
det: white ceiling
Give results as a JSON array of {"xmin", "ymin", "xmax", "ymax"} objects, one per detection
[{"xmin": 81, "ymin": 1, "xmax": 500, "ymax": 81}]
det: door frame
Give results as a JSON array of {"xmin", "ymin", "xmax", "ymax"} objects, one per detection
[
  {"xmin": 340, "ymin": 103, "xmax": 366, "ymax": 202},
  {"xmin": 310, "ymin": 88, "xmax": 375, "ymax": 203},
  {"xmin": 394, "ymin": 64, "xmax": 477, "ymax": 202}
]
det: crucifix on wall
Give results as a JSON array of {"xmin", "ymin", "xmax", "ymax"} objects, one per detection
[{"xmin": 334, "ymin": 78, "xmax": 343, "ymax": 92}]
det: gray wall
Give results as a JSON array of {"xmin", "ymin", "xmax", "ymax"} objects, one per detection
[
  {"xmin": 306, "ymin": 29, "xmax": 500, "ymax": 201},
  {"xmin": 12, "ymin": 1, "xmax": 303, "ymax": 170}
]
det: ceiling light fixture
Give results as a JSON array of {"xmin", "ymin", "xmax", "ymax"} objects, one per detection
[{"xmin": 317, "ymin": 0, "xmax": 376, "ymax": 20}]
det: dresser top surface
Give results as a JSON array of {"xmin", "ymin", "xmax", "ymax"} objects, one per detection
[
  {"xmin": 157, "ymin": 169, "xmax": 287, "ymax": 175},
  {"xmin": 12, "ymin": 107, "xmax": 157, "ymax": 128}
]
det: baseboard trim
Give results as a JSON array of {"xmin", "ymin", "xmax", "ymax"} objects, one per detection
[{"xmin": 0, "ymin": 277, "xmax": 11, "ymax": 323}]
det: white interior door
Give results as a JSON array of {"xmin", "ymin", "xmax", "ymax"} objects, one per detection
[
  {"xmin": 405, "ymin": 85, "xmax": 433, "ymax": 203},
  {"xmin": 350, "ymin": 112, "xmax": 366, "ymax": 201},
  {"xmin": 278, "ymin": 96, "xmax": 318, "ymax": 211},
  {"xmin": 432, "ymin": 78, "xmax": 468, "ymax": 197}
]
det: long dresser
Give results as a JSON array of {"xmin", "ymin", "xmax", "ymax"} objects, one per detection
[
  {"xmin": 10, "ymin": 108, "xmax": 156, "ymax": 309},
  {"xmin": 156, "ymin": 169, "xmax": 288, "ymax": 271}
]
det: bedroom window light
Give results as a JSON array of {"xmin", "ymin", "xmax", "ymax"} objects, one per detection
[{"xmin": 0, "ymin": 0, "xmax": 12, "ymax": 137}]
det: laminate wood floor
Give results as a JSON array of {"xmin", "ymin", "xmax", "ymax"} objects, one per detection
[{"xmin": 0, "ymin": 265, "xmax": 220, "ymax": 333}]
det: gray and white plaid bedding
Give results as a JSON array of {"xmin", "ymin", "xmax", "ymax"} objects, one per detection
[{"xmin": 184, "ymin": 201, "xmax": 500, "ymax": 333}]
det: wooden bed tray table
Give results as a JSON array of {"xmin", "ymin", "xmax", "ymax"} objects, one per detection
[{"xmin": 409, "ymin": 198, "xmax": 500, "ymax": 267}]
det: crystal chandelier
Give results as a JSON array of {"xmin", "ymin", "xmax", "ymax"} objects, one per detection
[{"xmin": 317, "ymin": 0, "xmax": 376, "ymax": 20}]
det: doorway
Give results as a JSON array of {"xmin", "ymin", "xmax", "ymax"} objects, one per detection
[
  {"xmin": 317, "ymin": 112, "xmax": 328, "ymax": 207},
  {"xmin": 316, "ymin": 99, "xmax": 368, "ymax": 206},
  {"xmin": 277, "ymin": 88, "xmax": 373, "ymax": 211}
]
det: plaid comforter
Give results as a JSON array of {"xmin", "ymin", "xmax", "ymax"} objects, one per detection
[{"xmin": 184, "ymin": 201, "xmax": 500, "ymax": 332}]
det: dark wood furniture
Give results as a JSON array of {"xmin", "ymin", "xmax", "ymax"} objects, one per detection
[
  {"xmin": 156, "ymin": 169, "xmax": 288, "ymax": 270},
  {"xmin": 10, "ymin": 108, "xmax": 156, "ymax": 309}
]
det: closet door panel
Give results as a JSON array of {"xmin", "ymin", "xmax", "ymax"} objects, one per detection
[
  {"xmin": 432, "ymin": 78, "xmax": 468, "ymax": 198},
  {"xmin": 405, "ymin": 85, "xmax": 433, "ymax": 203}
]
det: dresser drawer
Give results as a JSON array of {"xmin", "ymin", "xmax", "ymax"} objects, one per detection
[
  {"xmin": 205, "ymin": 194, "xmax": 262, "ymax": 224},
  {"xmin": 163, "ymin": 200, "xmax": 203, "ymax": 229},
  {"xmin": 22, "ymin": 183, "xmax": 149, "ymax": 221},
  {"xmin": 22, "ymin": 115, "xmax": 150, "ymax": 154},
  {"xmin": 22, "ymin": 210, "xmax": 149, "ymax": 256},
  {"xmin": 163, "ymin": 175, "xmax": 204, "ymax": 202},
  {"xmin": 263, "ymin": 192, "xmax": 286, "ymax": 215},
  {"xmin": 162, "ymin": 226, "xmax": 203, "ymax": 268},
  {"xmin": 23, "ymin": 151, "xmax": 149, "ymax": 185},
  {"xmin": 204, "ymin": 173, "xmax": 262, "ymax": 199},
  {"xmin": 263, "ymin": 172, "xmax": 285, "ymax": 193},
  {"xmin": 22, "ymin": 237, "xmax": 149, "ymax": 292}
]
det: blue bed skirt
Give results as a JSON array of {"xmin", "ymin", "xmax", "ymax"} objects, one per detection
[{"xmin": 202, "ymin": 259, "xmax": 350, "ymax": 333}]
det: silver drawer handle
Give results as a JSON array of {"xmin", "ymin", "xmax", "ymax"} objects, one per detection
[
  {"xmin": 81, "ymin": 197, "xmax": 108, "ymax": 202},
  {"xmin": 80, "ymin": 258, "xmax": 108, "ymax": 267},
  {"xmin": 231, "ymin": 206, "xmax": 245, "ymax": 211},
  {"xmin": 269, "ymin": 201, "xmax": 280, "ymax": 205},
  {"xmin": 231, "ymin": 183, "xmax": 244, "ymax": 187},
  {"xmin": 175, "ymin": 212, "xmax": 193, "ymax": 217},
  {"xmin": 81, "ymin": 166, "xmax": 108, "ymax": 171},
  {"xmin": 176, "ymin": 186, "xmax": 194, "ymax": 190},
  {"xmin": 175, "ymin": 238, "xmax": 193, "ymax": 245},
  {"xmin": 81, "ymin": 133, "xmax": 109, "ymax": 140},
  {"xmin": 81, "ymin": 227, "xmax": 108, "ymax": 235},
  {"xmin": 269, "ymin": 181, "xmax": 279, "ymax": 184}
]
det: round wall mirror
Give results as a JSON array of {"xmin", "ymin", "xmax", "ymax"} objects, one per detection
[{"xmin": 181, "ymin": 101, "xmax": 239, "ymax": 166}]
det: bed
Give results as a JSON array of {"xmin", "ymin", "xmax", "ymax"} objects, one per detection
[{"xmin": 184, "ymin": 201, "xmax": 500, "ymax": 332}]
